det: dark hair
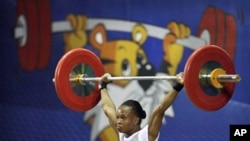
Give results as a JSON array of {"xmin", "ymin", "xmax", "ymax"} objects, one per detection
[{"xmin": 121, "ymin": 100, "xmax": 146, "ymax": 124}]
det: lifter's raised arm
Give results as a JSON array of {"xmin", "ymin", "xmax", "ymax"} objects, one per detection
[
  {"xmin": 147, "ymin": 73, "xmax": 184, "ymax": 141},
  {"xmin": 99, "ymin": 73, "xmax": 118, "ymax": 132}
]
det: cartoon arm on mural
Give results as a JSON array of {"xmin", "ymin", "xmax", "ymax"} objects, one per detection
[
  {"xmin": 99, "ymin": 72, "xmax": 184, "ymax": 141},
  {"xmin": 63, "ymin": 14, "xmax": 88, "ymax": 52},
  {"xmin": 162, "ymin": 21, "xmax": 191, "ymax": 76}
]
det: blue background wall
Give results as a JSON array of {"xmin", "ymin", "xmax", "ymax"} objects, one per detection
[{"xmin": 1, "ymin": 0, "xmax": 250, "ymax": 141}]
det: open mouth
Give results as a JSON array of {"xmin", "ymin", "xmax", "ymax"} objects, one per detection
[{"xmin": 117, "ymin": 125, "xmax": 122, "ymax": 130}]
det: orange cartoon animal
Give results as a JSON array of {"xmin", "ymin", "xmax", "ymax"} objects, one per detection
[{"xmin": 89, "ymin": 23, "xmax": 157, "ymax": 89}]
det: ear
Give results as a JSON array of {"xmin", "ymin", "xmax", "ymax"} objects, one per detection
[
  {"xmin": 132, "ymin": 24, "xmax": 148, "ymax": 45},
  {"xmin": 134, "ymin": 117, "xmax": 140, "ymax": 125},
  {"xmin": 89, "ymin": 24, "xmax": 107, "ymax": 50}
]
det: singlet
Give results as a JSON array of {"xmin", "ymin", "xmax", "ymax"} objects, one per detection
[{"xmin": 118, "ymin": 125, "xmax": 159, "ymax": 141}]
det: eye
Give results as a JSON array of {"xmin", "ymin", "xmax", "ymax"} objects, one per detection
[
  {"xmin": 136, "ymin": 53, "xmax": 146, "ymax": 68},
  {"xmin": 122, "ymin": 59, "xmax": 131, "ymax": 76},
  {"xmin": 121, "ymin": 116, "xmax": 126, "ymax": 120},
  {"xmin": 117, "ymin": 115, "xmax": 125, "ymax": 120}
]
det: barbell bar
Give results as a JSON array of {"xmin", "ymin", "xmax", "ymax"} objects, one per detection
[
  {"xmin": 53, "ymin": 45, "xmax": 241, "ymax": 112},
  {"xmin": 14, "ymin": 0, "xmax": 236, "ymax": 71},
  {"xmin": 68, "ymin": 74, "xmax": 240, "ymax": 83}
]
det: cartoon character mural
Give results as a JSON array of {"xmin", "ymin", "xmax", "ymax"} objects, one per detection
[
  {"xmin": 13, "ymin": 0, "xmax": 237, "ymax": 140},
  {"xmin": 60, "ymin": 6, "xmax": 237, "ymax": 141}
]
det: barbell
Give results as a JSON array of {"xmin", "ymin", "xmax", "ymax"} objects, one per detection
[
  {"xmin": 14, "ymin": 0, "xmax": 236, "ymax": 71},
  {"xmin": 53, "ymin": 45, "xmax": 241, "ymax": 112}
]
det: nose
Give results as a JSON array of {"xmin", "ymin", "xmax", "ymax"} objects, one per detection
[
  {"xmin": 117, "ymin": 118, "xmax": 122, "ymax": 124},
  {"xmin": 138, "ymin": 62, "xmax": 156, "ymax": 91}
]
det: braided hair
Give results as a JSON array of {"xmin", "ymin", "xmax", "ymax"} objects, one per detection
[{"xmin": 121, "ymin": 100, "xmax": 146, "ymax": 124}]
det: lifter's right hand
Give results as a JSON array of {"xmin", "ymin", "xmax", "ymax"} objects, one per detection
[
  {"xmin": 176, "ymin": 72, "xmax": 184, "ymax": 85},
  {"xmin": 100, "ymin": 73, "xmax": 112, "ymax": 84}
]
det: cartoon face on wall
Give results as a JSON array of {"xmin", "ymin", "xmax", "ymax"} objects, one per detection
[{"xmin": 89, "ymin": 24, "xmax": 149, "ymax": 87}]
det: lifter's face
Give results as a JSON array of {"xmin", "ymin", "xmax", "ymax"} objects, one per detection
[{"xmin": 116, "ymin": 105, "xmax": 139, "ymax": 134}]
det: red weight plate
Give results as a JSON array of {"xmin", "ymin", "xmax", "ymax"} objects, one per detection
[
  {"xmin": 16, "ymin": 0, "xmax": 39, "ymax": 71},
  {"xmin": 224, "ymin": 14, "xmax": 237, "ymax": 59},
  {"xmin": 36, "ymin": 0, "xmax": 52, "ymax": 69},
  {"xmin": 197, "ymin": 6, "xmax": 225, "ymax": 47},
  {"xmin": 54, "ymin": 48, "xmax": 105, "ymax": 111},
  {"xmin": 213, "ymin": 8, "xmax": 226, "ymax": 47},
  {"xmin": 184, "ymin": 45, "xmax": 236, "ymax": 111}
]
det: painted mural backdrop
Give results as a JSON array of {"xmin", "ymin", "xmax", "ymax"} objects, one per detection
[{"xmin": 1, "ymin": 0, "xmax": 249, "ymax": 141}]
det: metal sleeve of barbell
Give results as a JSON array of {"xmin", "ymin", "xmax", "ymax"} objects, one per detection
[
  {"xmin": 82, "ymin": 75, "xmax": 178, "ymax": 82},
  {"xmin": 217, "ymin": 74, "xmax": 241, "ymax": 83},
  {"xmin": 15, "ymin": 25, "xmax": 25, "ymax": 39},
  {"xmin": 51, "ymin": 19, "xmax": 205, "ymax": 50}
]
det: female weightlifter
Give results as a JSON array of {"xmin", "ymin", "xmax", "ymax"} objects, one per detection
[{"xmin": 99, "ymin": 72, "xmax": 184, "ymax": 141}]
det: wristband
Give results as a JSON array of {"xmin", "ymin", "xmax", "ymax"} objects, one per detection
[
  {"xmin": 173, "ymin": 82, "xmax": 184, "ymax": 92},
  {"xmin": 99, "ymin": 82, "xmax": 107, "ymax": 90}
]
